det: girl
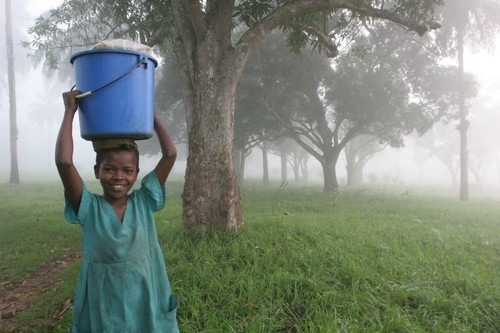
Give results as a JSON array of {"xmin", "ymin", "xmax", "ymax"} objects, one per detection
[{"xmin": 56, "ymin": 90, "xmax": 179, "ymax": 332}]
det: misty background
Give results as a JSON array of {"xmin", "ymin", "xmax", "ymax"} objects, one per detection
[{"xmin": 2, "ymin": 0, "xmax": 500, "ymax": 198}]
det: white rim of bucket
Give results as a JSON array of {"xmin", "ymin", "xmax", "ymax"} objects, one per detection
[{"xmin": 70, "ymin": 48, "xmax": 158, "ymax": 67}]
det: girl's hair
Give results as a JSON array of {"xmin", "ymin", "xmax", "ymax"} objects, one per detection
[{"xmin": 95, "ymin": 147, "xmax": 140, "ymax": 168}]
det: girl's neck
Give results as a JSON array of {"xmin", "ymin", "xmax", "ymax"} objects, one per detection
[{"xmin": 105, "ymin": 197, "xmax": 128, "ymax": 223}]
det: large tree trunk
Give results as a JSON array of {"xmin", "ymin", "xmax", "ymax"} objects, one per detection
[
  {"xmin": 5, "ymin": 0, "xmax": 19, "ymax": 184},
  {"xmin": 181, "ymin": 59, "xmax": 244, "ymax": 231},
  {"xmin": 172, "ymin": 1, "xmax": 246, "ymax": 231}
]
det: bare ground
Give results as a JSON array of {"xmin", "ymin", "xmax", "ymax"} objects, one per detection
[{"xmin": 0, "ymin": 252, "xmax": 81, "ymax": 332}]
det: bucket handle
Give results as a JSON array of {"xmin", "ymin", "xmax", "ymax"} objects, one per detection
[{"xmin": 74, "ymin": 57, "xmax": 148, "ymax": 99}]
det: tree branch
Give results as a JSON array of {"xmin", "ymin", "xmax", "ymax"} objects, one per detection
[
  {"xmin": 288, "ymin": 21, "xmax": 338, "ymax": 57},
  {"xmin": 186, "ymin": 0, "xmax": 207, "ymax": 41},
  {"xmin": 237, "ymin": 0, "xmax": 440, "ymax": 55}
]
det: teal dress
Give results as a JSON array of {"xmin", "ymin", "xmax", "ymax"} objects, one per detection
[{"xmin": 64, "ymin": 171, "xmax": 179, "ymax": 333}]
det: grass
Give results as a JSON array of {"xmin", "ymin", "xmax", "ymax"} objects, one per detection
[{"xmin": 1, "ymin": 181, "xmax": 499, "ymax": 332}]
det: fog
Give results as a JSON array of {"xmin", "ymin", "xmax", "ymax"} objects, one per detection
[{"xmin": 2, "ymin": 1, "xmax": 500, "ymax": 199}]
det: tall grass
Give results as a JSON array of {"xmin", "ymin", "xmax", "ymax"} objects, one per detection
[{"xmin": 1, "ymin": 182, "xmax": 499, "ymax": 332}]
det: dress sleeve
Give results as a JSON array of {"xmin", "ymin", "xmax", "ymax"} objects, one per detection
[
  {"xmin": 64, "ymin": 181, "xmax": 91, "ymax": 226},
  {"xmin": 140, "ymin": 171, "xmax": 166, "ymax": 212}
]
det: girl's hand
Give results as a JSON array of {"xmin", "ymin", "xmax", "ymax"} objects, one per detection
[{"xmin": 62, "ymin": 90, "xmax": 80, "ymax": 113}]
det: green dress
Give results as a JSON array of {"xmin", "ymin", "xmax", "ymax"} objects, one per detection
[{"xmin": 64, "ymin": 171, "xmax": 179, "ymax": 333}]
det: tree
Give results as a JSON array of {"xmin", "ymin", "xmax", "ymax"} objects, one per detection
[
  {"xmin": 235, "ymin": 32, "xmax": 307, "ymax": 185},
  {"xmin": 234, "ymin": 49, "xmax": 282, "ymax": 183},
  {"xmin": 415, "ymin": 66, "xmax": 478, "ymax": 187},
  {"xmin": 4, "ymin": 0, "xmax": 19, "ymax": 183},
  {"xmin": 274, "ymin": 23, "xmax": 457, "ymax": 192},
  {"xmin": 416, "ymin": 124, "xmax": 460, "ymax": 186},
  {"xmin": 344, "ymin": 135, "xmax": 385, "ymax": 186},
  {"xmin": 436, "ymin": 0, "xmax": 500, "ymax": 200},
  {"xmin": 27, "ymin": 0, "xmax": 442, "ymax": 230}
]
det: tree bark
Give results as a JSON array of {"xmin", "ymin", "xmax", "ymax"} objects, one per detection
[
  {"xmin": 5, "ymin": 0, "xmax": 20, "ymax": 184},
  {"xmin": 172, "ymin": 0, "xmax": 245, "ymax": 231}
]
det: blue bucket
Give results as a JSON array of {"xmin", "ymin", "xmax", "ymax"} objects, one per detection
[{"xmin": 70, "ymin": 49, "xmax": 158, "ymax": 140}]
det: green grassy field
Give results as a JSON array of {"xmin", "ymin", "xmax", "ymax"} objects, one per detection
[{"xmin": 1, "ymin": 181, "xmax": 499, "ymax": 332}]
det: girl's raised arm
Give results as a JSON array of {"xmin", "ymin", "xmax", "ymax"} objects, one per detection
[
  {"xmin": 153, "ymin": 115, "xmax": 177, "ymax": 186},
  {"xmin": 55, "ymin": 91, "xmax": 83, "ymax": 213}
]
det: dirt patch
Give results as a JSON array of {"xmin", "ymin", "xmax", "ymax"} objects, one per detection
[{"xmin": 0, "ymin": 251, "xmax": 81, "ymax": 331}]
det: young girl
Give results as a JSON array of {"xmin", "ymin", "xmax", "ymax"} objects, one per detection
[{"xmin": 56, "ymin": 90, "xmax": 179, "ymax": 332}]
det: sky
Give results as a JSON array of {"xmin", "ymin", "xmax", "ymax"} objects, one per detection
[{"xmin": 1, "ymin": 1, "xmax": 500, "ymax": 193}]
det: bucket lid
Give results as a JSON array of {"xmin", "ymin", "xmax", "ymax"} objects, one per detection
[
  {"xmin": 70, "ymin": 49, "xmax": 158, "ymax": 67},
  {"xmin": 91, "ymin": 39, "xmax": 154, "ymax": 55}
]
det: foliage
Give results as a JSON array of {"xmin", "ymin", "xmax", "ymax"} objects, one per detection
[
  {"xmin": 330, "ymin": 21, "xmax": 478, "ymax": 145},
  {"xmin": 25, "ymin": 0, "xmax": 174, "ymax": 69},
  {"xmin": 234, "ymin": 32, "xmax": 301, "ymax": 155},
  {"xmin": 25, "ymin": 0, "xmax": 445, "ymax": 73},
  {"xmin": 434, "ymin": 0, "xmax": 500, "ymax": 54}
]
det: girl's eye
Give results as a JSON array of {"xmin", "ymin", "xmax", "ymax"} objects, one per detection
[
  {"xmin": 124, "ymin": 169, "xmax": 135, "ymax": 174},
  {"xmin": 104, "ymin": 167, "xmax": 114, "ymax": 172}
]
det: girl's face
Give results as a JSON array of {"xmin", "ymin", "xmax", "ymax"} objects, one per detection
[{"xmin": 94, "ymin": 150, "xmax": 139, "ymax": 202}]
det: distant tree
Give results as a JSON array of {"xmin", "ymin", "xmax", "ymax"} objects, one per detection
[
  {"xmin": 415, "ymin": 67, "xmax": 481, "ymax": 187},
  {"xmin": 435, "ymin": 0, "xmax": 500, "ymax": 200},
  {"xmin": 344, "ymin": 135, "xmax": 385, "ymax": 186},
  {"xmin": 416, "ymin": 124, "xmax": 460, "ymax": 186},
  {"xmin": 234, "ymin": 50, "xmax": 283, "ymax": 182},
  {"xmin": 27, "ymin": 0, "xmax": 442, "ymax": 230},
  {"xmin": 267, "ymin": 138, "xmax": 308, "ymax": 184},
  {"xmin": 4, "ymin": 0, "xmax": 19, "ymax": 183},
  {"xmin": 274, "ymin": 23, "xmax": 459, "ymax": 192},
  {"xmin": 235, "ymin": 33, "xmax": 311, "ymax": 184},
  {"xmin": 288, "ymin": 146, "xmax": 310, "ymax": 183},
  {"xmin": 462, "ymin": 90, "xmax": 500, "ymax": 187},
  {"xmin": 0, "ymin": 0, "xmax": 34, "ymax": 84}
]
